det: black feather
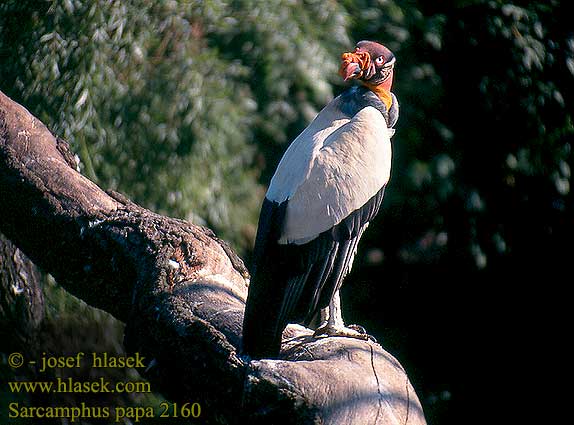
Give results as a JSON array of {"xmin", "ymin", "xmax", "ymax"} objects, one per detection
[
  {"xmin": 242, "ymin": 186, "xmax": 386, "ymax": 359},
  {"xmin": 242, "ymin": 198, "xmax": 287, "ymax": 359},
  {"xmin": 339, "ymin": 86, "xmax": 399, "ymax": 130}
]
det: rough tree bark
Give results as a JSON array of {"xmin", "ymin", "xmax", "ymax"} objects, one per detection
[
  {"xmin": 0, "ymin": 232, "xmax": 44, "ymax": 351},
  {"xmin": 0, "ymin": 90, "xmax": 426, "ymax": 425}
]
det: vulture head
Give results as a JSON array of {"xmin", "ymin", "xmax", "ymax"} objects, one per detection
[{"xmin": 339, "ymin": 41, "xmax": 396, "ymax": 90}]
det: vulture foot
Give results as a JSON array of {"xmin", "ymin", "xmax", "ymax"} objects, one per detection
[{"xmin": 313, "ymin": 324, "xmax": 372, "ymax": 341}]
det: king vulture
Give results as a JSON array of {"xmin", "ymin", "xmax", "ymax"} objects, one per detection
[{"xmin": 242, "ymin": 41, "xmax": 399, "ymax": 359}]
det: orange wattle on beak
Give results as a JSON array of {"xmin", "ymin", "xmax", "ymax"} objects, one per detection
[{"xmin": 339, "ymin": 51, "xmax": 371, "ymax": 81}]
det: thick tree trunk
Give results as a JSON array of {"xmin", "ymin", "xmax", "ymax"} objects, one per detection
[
  {"xmin": 0, "ymin": 90, "xmax": 426, "ymax": 425},
  {"xmin": 0, "ymin": 232, "xmax": 44, "ymax": 351}
]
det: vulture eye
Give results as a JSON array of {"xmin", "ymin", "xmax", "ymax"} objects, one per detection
[{"xmin": 375, "ymin": 56, "xmax": 385, "ymax": 65}]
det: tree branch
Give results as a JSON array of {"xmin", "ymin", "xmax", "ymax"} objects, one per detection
[{"xmin": 0, "ymin": 90, "xmax": 426, "ymax": 424}]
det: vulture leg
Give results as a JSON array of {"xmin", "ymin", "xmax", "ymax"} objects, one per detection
[{"xmin": 313, "ymin": 291, "xmax": 369, "ymax": 340}]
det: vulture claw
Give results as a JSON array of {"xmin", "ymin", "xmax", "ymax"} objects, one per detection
[{"xmin": 313, "ymin": 324, "xmax": 371, "ymax": 341}]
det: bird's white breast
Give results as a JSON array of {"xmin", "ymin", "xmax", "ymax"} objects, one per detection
[{"xmin": 267, "ymin": 100, "xmax": 392, "ymax": 245}]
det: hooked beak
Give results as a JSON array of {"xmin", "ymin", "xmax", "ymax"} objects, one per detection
[
  {"xmin": 339, "ymin": 50, "xmax": 371, "ymax": 81},
  {"xmin": 341, "ymin": 62, "xmax": 361, "ymax": 81}
]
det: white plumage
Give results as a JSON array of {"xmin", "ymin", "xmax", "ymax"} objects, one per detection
[{"xmin": 269, "ymin": 105, "xmax": 392, "ymax": 244}]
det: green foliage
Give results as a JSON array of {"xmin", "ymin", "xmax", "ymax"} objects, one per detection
[
  {"xmin": 2, "ymin": 0, "xmax": 570, "ymax": 282},
  {"xmin": 436, "ymin": 1, "xmax": 573, "ymax": 268},
  {"xmin": 0, "ymin": 0, "xmax": 354, "ymax": 252},
  {"xmin": 1, "ymin": 0, "xmax": 260, "ymax": 250},
  {"xmin": 341, "ymin": 0, "xmax": 573, "ymax": 270}
]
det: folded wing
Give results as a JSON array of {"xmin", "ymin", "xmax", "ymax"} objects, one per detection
[{"xmin": 243, "ymin": 104, "xmax": 392, "ymax": 359}]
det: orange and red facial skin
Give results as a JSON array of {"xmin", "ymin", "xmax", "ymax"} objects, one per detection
[{"xmin": 339, "ymin": 41, "xmax": 395, "ymax": 110}]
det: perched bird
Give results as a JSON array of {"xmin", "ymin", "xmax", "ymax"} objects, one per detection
[{"xmin": 242, "ymin": 41, "xmax": 399, "ymax": 359}]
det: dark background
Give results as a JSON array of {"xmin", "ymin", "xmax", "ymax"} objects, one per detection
[{"xmin": 1, "ymin": 1, "xmax": 572, "ymax": 423}]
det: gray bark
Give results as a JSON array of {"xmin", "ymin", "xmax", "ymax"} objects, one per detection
[{"xmin": 0, "ymin": 232, "xmax": 44, "ymax": 351}]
